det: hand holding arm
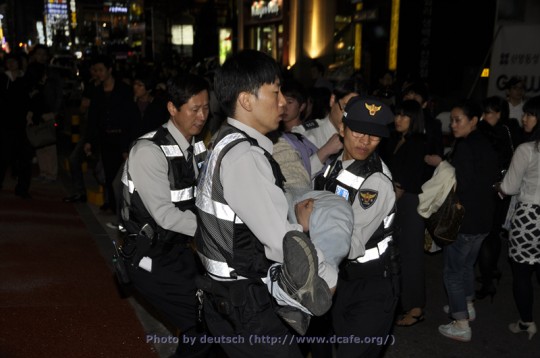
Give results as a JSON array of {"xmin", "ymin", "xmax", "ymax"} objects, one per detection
[{"xmin": 317, "ymin": 133, "xmax": 343, "ymax": 164}]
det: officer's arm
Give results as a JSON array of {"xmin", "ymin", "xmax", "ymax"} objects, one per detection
[{"xmin": 129, "ymin": 142, "xmax": 197, "ymax": 236}]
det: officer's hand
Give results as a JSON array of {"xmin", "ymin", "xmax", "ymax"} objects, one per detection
[
  {"xmin": 317, "ymin": 133, "xmax": 343, "ymax": 164},
  {"xmin": 295, "ymin": 198, "xmax": 315, "ymax": 233},
  {"xmin": 425, "ymin": 154, "xmax": 442, "ymax": 167}
]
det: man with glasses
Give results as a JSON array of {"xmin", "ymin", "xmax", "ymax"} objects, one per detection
[
  {"xmin": 292, "ymin": 78, "xmax": 359, "ymax": 176},
  {"xmin": 314, "ymin": 96, "xmax": 400, "ymax": 357}
]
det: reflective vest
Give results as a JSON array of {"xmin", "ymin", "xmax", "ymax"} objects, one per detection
[
  {"xmin": 314, "ymin": 153, "xmax": 396, "ymax": 253},
  {"xmin": 195, "ymin": 124, "xmax": 284, "ymax": 280},
  {"xmin": 121, "ymin": 126, "xmax": 206, "ymax": 243}
]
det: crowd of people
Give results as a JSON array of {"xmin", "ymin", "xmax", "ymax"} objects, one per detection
[{"xmin": 2, "ymin": 46, "xmax": 539, "ymax": 357}]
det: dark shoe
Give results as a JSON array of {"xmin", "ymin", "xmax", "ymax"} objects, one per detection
[
  {"xmin": 476, "ymin": 284, "xmax": 496, "ymax": 302},
  {"xmin": 276, "ymin": 306, "xmax": 311, "ymax": 335},
  {"xmin": 273, "ymin": 230, "xmax": 332, "ymax": 316},
  {"xmin": 63, "ymin": 194, "xmax": 87, "ymax": 203}
]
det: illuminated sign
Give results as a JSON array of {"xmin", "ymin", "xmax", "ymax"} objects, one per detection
[
  {"xmin": 171, "ymin": 25, "xmax": 193, "ymax": 45},
  {"xmin": 70, "ymin": 0, "xmax": 77, "ymax": 27},
  {"xmin": 109, "ymin": 6, "xmax": 128, "ymax": 13},
  {"xmin": 46, "ymin": 3, "xmax": 69, "ymax": 15},
  {"xmin": 251, "ymin": 0, "xmax": 281, "ymax": 18},
  {"xmin": 104, "ymin": 2, "xmax": 128, "ymax": 13}
]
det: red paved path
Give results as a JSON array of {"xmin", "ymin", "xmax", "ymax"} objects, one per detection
[{"xmin": 0, "ymin": 179, "xmax": 158, "ymax": 358}]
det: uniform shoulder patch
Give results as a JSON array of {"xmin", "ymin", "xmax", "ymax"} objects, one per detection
[
  {"xmin": 303, "ymin": 120, "xmax": 319, "ymax": 130},
  {"xmin": 359, "ymin": 189, "xmax": 378, "ymax": 209}
]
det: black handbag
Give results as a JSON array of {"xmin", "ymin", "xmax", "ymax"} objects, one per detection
[
  {"xmin": 425, "ymin": 187, "xmax": 465, "ymax": 247},
  {"xmin": 26, "ymin": 120, "xmax": 57, "ymax": 148}
]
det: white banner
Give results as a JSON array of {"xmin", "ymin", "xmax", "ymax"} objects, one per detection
[{"xmin": 487, "ymin": 24, "xmax": 540, "ymax": 98}]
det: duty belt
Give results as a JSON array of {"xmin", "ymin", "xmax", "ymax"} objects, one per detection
[{"xmin": 353, "ymin": 236, "xmax": 392, "ymax": 264}]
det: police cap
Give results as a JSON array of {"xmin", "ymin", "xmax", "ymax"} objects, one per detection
[{"xmin": 342, "ymin": 96, "xmax": 394, "ymax": 138}]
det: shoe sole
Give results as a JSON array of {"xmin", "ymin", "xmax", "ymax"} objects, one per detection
[
  {"xmin": 438, "ymin": 329, "xmax": 471, "ymax": 342},
  {"xmin": 283, "ymin": 231, "xmax": 332, "ymax": 316}
]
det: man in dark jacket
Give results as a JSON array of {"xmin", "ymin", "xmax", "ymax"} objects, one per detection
[{"xmin": 84, "ymin": 55, "xmax": 137, "ymax": 213}]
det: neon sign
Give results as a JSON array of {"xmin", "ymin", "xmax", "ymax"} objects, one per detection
[
  {"xmin": 109, "ymin": 6, "xmax": 128, "ymax": 13},
  {"xmin": 251, "ymin": 0, "xmax": 281, "ymax": 18}
]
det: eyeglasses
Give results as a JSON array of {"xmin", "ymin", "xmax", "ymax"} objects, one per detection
[
  {"xmin": 349, "ymin": 131, "xmax": 382, "ymax": 142},
  {"xmin": 337, "ymin": 101, "xmax": 345, "ymax": 112}
]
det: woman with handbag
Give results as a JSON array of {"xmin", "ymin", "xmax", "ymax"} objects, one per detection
[
  {"xmin": 425, "ymin": 99, "xmax": 499, "ymax": 342},
  {"xmin": 497, "ymin": 95, "xmax": 540, "ymax": 340}
]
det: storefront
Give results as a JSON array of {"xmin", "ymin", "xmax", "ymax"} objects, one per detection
[{"xmin": 241, "ymin": 0, "xmax": 288, "ymax": 65}]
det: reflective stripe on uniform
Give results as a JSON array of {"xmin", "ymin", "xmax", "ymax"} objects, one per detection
[
  {"xmin": 160, "ymin": 144, "xmax": 183, "ymax": 157},
  {"xmin": 124, "ymin": 178, "xmax": 136, "ymax": 194},
  {"xmin": 125, "ymin": 178, "xmax": 194, "ymax": 203},
  {"xmin": 198, "ymin": 253, "xmax": 247, "ymax": 280},
  {"xmin": 198, "ymin": 196, "xmax": 244, "ymax": 223},
  {"xmin": 196, "ymin": 132, "xmax": 247, "ymax": 223},
  {"xmin": 193, "ymin": 140, "xmax": 206, "ymax": 156},
  {"xmin": 336, "ymin": 169, "xmax": 364, "ymax": 190},
  {"xmin": 139, "ymin": 130, "xmax": 157, "ymax": 139},
  {"xmin": 384, "ymin": 212, "xmax": 395, "ymax": 229},
  {"xmin": 171, "ymin": 187, "xmax": 195, "ymax": 202},
  {"xmin": 356, "ymin": 236, "xmax": 393, "ymax": 263}
]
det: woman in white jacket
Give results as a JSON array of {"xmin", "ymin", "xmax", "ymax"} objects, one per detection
[{"xmin": 497, "ymin": 95, "xmax": 540, "ymax": 340}]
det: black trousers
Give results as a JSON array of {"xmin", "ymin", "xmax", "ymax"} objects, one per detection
[
  {"xmin": 0, "ymin": 130, "xmax": 33, "ymax": 194},
  {"xmin": 332, "ymin": 264, "xmax": 399, "ymax": 358},
  {"xmin": 394, "ymin": 193, "xmax": 425, "ymax": 311},
  {"xmin": 510, "ymin": 259, "xmax": 540, "ymax": 323},
  {"xmin": 477, "ymin": 193, "xmax": 511, "ymax": 285},
  {"xmin": 127, "ymin": 244, "xmax": 212, "ymax": 357},
  {"xmin": 201, "ymin": 278, "xmax": 302, "ymax": 358}
]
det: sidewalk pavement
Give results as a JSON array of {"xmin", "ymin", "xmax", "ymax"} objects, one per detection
[{"xmin": 0, "ymin": 170, "xmax": 176, "ymax": 357}]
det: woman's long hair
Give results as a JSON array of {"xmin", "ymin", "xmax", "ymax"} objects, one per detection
[{"xmin": 523, "ymin": 96, "xmax": 540, "ymax": 151}]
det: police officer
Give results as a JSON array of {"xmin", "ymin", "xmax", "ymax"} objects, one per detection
[
  {"xmin": 194, "ymin": 50, "xmax": 331, "ymax": 357},
  {"xmin": 120, "ymin": 73, "xmax": 212, "ymax": 357},
  {"xmin": 314, "ymin": 96, "xmax": 400, "ymax": 358}
]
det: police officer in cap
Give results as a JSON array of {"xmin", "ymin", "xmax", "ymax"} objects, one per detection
[{"xmin": 314, "ymin": 96, "xmax": 400, "ymax": 358}]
